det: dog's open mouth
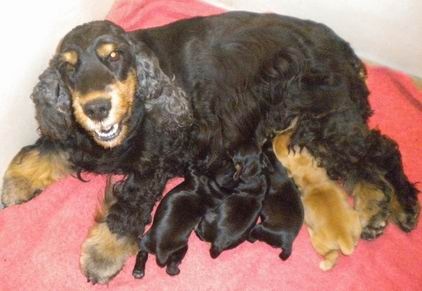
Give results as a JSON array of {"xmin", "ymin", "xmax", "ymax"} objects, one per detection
[{"xmin": 94, "ymin": 123, "xmax": 121, "ymax": 141}]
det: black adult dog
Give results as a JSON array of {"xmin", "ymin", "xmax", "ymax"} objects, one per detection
[{"xmin": 2, "ymin": 11, "xmax": 419, "ymax": 284}]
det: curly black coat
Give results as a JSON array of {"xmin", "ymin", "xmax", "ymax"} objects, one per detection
[{"xmin": 28, "ymin": 12, "xmax": 418, "ymax": 241}]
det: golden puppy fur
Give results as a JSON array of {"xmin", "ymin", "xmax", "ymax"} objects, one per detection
[{"xmin": 273, "ymin": 132, "xmax": 361, "ymax": 271}]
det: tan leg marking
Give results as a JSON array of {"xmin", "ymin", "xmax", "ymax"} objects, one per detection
[
  {"xmin": 2, "ymin": 147, "xmax": 72, "ymax": 206},
  {"xmin": 80, "ymin": 177, "xmax": 138, "ymax": 284},
  {"xmin": 353, "ymin": 182, "xmax": 390, "ymax": 239},
  {"xmin": 354, "ymin": 182, "xmax": 386, "ymax": 228}
]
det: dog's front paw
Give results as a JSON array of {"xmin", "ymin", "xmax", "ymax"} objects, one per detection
[
  {"xmin": 1, "ymin": 146, "xmax": 72, "ymax": 207},
  {"xmin": 1, "ymin": 176, "xmax": 42, "ymax": 207},
  {"xmin": 80, "ymin": 223, "xmax": 137, "ymax": 284}
]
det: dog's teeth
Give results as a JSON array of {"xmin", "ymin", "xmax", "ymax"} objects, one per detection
[{"xmin": 95, "ymin": 124, "xmax": 120, "ymax": 140}]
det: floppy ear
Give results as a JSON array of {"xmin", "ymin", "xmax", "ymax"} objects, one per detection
[
  {"xmin": 31, "ymin": 58, "xmax": 74, "ymax": 141},
  {"xmin": 131, "ymin": 41, "xmax": 193, "ymax": 133}
]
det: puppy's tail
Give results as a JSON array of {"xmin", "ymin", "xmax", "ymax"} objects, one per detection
[{"xmin": 337, "ymin": 235, "xmax": 355, "ymax": 256}]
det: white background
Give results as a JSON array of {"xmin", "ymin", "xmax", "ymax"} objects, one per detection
[
  {"xmin": 0, "ymin": 0, "xmax": 114, "ymax": 179},
  {"xmin": 206, "ymin": 0, "xmax": 422, "ymax": 77}
]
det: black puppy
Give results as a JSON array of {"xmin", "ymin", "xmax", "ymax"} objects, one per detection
[
  {"xmin": 133, "ymin": 163, "xmax": 238, "ymax": 277},
  {"xmin": 195, "ymin": 144, "xmax": 268, "ymax": 258},
  {"xmin": 134, "ymin": 173, "xmax": 205, "ymax": 277},
  {"xmin": 249, "ymin": 141, "xmax": 304, "ymax": 260}
]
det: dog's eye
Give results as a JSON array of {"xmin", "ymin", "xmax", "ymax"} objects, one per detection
[
  {"xmin": 60, "ymin": 62, "xmax": 75, "ymax": 77},
  {"xmin": 65, "ymin": 63, "xmax": 75, "ymax": 74},
  {"xmin": 108, "ymin": 50, "xmax": 121, "ymax": 62}
]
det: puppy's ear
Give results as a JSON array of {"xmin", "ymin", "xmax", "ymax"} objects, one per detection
[
  {"xmin": 31, "ymin": 58, "xmax": 73, "ymax": 141},
  {"xmin": 131, "ymin": 41, "xmax": 193, "ymax": 133}
]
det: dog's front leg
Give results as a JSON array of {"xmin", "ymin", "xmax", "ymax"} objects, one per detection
[
  {"xmin": 1, "ymin": 138, "xmax": 73, "ymax": 207},
  {"xmin": 80, "ymin": 171, "xmax": 168, "ymax": 284}
]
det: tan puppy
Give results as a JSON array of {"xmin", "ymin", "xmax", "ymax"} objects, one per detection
[{"xmin": 273, "ymin": 132, "xmax": 361, "ymax": 271}]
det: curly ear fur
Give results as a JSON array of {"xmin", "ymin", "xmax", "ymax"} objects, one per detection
[
  {"xmin": 31, "ymin": 59, "xmax": 73, "ymax": 141},
  {"xmin": 131, "ymin": 41, "xmax": 193, "ymax": 133}
]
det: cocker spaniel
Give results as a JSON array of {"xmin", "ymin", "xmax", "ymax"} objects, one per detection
[{"xmin": 2, "ymin": 11, "xmax": 419, "ymax": 283}]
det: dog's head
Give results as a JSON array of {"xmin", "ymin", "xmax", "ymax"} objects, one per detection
[{"xmin": 33, "ymin": 21, "xmax": 192, "ymax": 148}]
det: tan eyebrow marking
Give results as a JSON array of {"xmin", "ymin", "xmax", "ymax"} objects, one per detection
[
  {"xmin": 62, "ymin": 51, "xmax": 78, "ymax": 65},
  {"xmin": 97, "ymin": 43, "xmax": 117, "ymax": 58}
]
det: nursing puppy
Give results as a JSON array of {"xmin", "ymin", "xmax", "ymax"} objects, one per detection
[
  {"xmin": 249, "ymin": 142, "xmax": 304, "ymax": 260},
  {"xmin": 134, "ymin": 163, "xmax": 238, "ymax": 277},
  {"xmin": 196, "ymin": 144, "xmax": 268, "ymax": 258},
  {"xmin": 136, "ymin": 173, "xmax": 206, "ymax": 277},
  {"xmin": 273, "ymin": 132, "xmax": 361, "ymax": 271}
]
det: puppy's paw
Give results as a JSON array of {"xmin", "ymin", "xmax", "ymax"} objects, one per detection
[
  {"xmin": 166, "ymin": 262, "xmax": 181, "ymax": 276},
  {"xmin": 80, "ymin": 223, "xmax": 137, "ymax": 284},
  {"xmin": 132, "ymin": 251, "xmax": 148, "ymax": 279},
  {"xmin": 279, "ymin": 247, "xmax": 291, "ymax": 261},
  {"xmin": 210, "ymin": 245, "xmax": 222, "ymax": 258},
  {"xmin": 319, "ymin": 260, "xmax": 334, "ymax": 271},
  {"xmin": 319, "ymin": 250, "xmax": 338, "ymax": 271}
]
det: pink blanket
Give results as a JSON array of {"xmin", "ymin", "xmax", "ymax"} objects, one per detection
[{"xmin": 1, "ymin": 0, "xmax": 421, "ymax": 290}]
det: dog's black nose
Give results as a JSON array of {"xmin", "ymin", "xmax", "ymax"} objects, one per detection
[{"xmin": 83, "ymin": 98, "xmax": 111, "ymax": 121}]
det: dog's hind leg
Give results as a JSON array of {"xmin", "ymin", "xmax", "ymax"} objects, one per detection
[
  {"xmin": 1, "ymin": 138, "xmax": 73, "ymax": 207},
  {"xmin": 378, "ymin": 134, "xmax": 420, "ymax": 232},
  {"xmin": 295, "ymin": 113, "xmax": 418, "ymax": 238},
  {"xmin": 358, "ymin": 130, "xmax": 420, "ymax": 233},
  {"xmin": 354, "ymin": 182, "xmax": 390, "ymax": 240}
]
